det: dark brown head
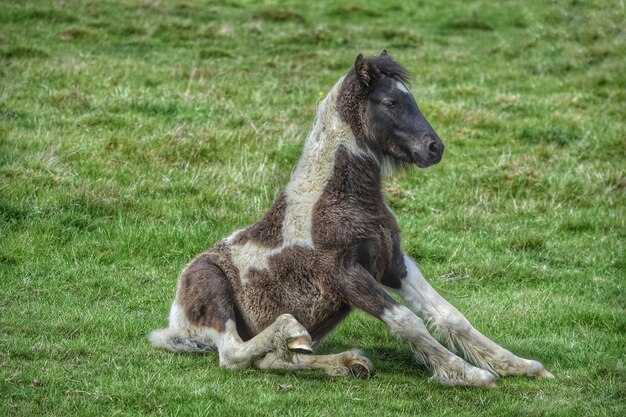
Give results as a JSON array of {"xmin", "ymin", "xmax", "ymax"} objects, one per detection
[{"xmin": 338, "ymin": 50, "xmax": 444, "ymax": 168}]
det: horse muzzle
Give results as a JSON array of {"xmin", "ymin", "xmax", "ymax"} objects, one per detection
[{"xmin": 413, "ymin": 134, "xmax": 444, "ymax": 168}]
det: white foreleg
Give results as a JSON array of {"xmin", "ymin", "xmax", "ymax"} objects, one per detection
[{"xmin": 393, "ymin": 254, "xmax": 553, "ymax": 378}]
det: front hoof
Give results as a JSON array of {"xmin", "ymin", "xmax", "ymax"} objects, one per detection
[
  {"xmin": 473, "ymin": 369, "xmax": 498, "ymax": 388},
  {"xmin": 526, "ymin": 360, "xmax": 554, "ymax": 379},
  {"xmin": 537, "ymin": 368, "xmax": 554, "ymax": 378},
  {"xmin": 484, "ymin": 375, "xmax": 498, "ymax": 388}
]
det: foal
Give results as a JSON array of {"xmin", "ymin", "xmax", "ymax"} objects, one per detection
[{"xmin": 150, "ymin": 51, "xmax": 553, "ymax": 387}]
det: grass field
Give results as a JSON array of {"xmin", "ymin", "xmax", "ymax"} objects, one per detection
[{"xmin": 1, "ymin": 0, "xmax": 624, "ymax": 415}]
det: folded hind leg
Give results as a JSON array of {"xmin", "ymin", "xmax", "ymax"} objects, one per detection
[
  {"xmin": 391, "ymin": 254, "xmax": 553, "ymax": 378},
  {"xmin": 157, "ymin": 254, "xmax": 371, "ymax": 377},
  {"xmin": 254, "ymin": 350, "xmax": 373, "ymax": 379},
  {"xmin": 215, "ymin": 313, "xmax": 317, "ymax": 368},
  {"xmin": 169, "ymin": 254, "xmax": 316, "ymax": 368}
]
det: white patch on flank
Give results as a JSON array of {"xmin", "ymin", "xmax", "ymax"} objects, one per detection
[
  {"xmin": 228, "ymin": 76, "xmax": 371, "ymax": 285},
  {"xmin": 227, "ymin": 237, "xmax": 277, "ymax": 279},
  {"xmin": 215, "ymin": 319, "xmax": 242, "ymax": 353},
  {"xmin": 168, "ymin": 301, "xmax": 188, "ymax": 330},
  {"xmin": 167, "ymin": 301, "xmax": 219, "ymax": 340}
]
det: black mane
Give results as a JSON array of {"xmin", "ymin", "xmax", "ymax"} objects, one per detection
[{"xmin": 367, "ymin": 54, "xmax": 411, "ymax": 85}]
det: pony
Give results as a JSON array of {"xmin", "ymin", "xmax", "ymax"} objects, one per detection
[{"xmin": 149, "ymin": 51, "xmax": 553, "ymax": 387}]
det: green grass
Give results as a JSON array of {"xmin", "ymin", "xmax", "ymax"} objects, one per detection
[{"xmin": 1, "ymin": 0, "xmax": 624, "ymax": 415}]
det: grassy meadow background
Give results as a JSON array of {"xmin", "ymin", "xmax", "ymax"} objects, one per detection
[{"xmin": 1, "ymin": 0, "xmax": 624, "ymax": 415}]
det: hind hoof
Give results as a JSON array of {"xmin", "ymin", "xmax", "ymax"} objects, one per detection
[
  {"xmin": 287, "ymin": 336, "xmax": 313, "ymax": 354},
  {"xmin": 343, "ymin": 351, "xmax": 373, "ymax": 380},
  {"xmin": 349, "ymin": 360, "xmax": 372, "ymax": 380}
]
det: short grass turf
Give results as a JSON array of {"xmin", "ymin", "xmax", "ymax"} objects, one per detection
[{"xmin": 1, "ymin": 0, "xmax": 624, "ymax": 416}]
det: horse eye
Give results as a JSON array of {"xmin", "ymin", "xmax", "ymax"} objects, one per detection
[{"xmin": 384, "ymin": 100, "xmax": 396, "ymax": 108}]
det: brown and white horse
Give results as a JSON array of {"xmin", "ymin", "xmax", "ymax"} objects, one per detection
[{"xmin": 150, "ymin": 51, "xmax": 553, "ymax": 387}]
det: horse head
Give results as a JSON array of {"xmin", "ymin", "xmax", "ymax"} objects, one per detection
[{"xmin": 339, "ymin": 50, "xmax": 444, "ymax": 168}]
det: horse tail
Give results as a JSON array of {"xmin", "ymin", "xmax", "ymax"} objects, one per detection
[{"xmin": 148, "ymin": 327, "xmax": 215, "ymax": 353}]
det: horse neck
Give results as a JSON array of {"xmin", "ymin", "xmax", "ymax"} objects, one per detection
[
  {"xmin": 286, "ymin": 77, "xmax": 380, "ymax": 198},
  {"xmin": 279, "ymin": 77, "xmax": 382, "ymax": 248}
]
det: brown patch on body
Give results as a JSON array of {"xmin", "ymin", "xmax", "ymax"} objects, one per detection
[
  {"xmin": 176, "ymin": 253, "xmax": 235, "ymax": 332},
  {"xmin": 380, "ymin": 232, "xmax": 407, "ymax": 289},
  {"xmin": 231, "ymin": 193, "xmax": 286, "ymax": 248},
  {"xmin": 312, "ymin": 146, "xmax": 402, "ymax": 280},
  {"xmin": 308, "ymin": 304, "xmax": 352, "ymax": 343},
  {"xmin": 233, "ymin": 245, "xmax": 347, "ymax": 337},
  {"xmin": 310, "ymin": 146, "xmax": 405, "ymax": 316}
]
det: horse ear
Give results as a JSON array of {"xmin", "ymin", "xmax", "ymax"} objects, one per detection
[
  {"xmin": 355, "ymin": 53, "xmax": 372, "ymax": 87},
  {"xmin": 381, "ymin": 49, "xmax": 388, "ymax": 57}
]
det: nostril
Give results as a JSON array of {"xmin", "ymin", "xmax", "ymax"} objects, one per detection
[{"xmin": 427, "ymin": 140, "xmax": 438, "ymax": 154}]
